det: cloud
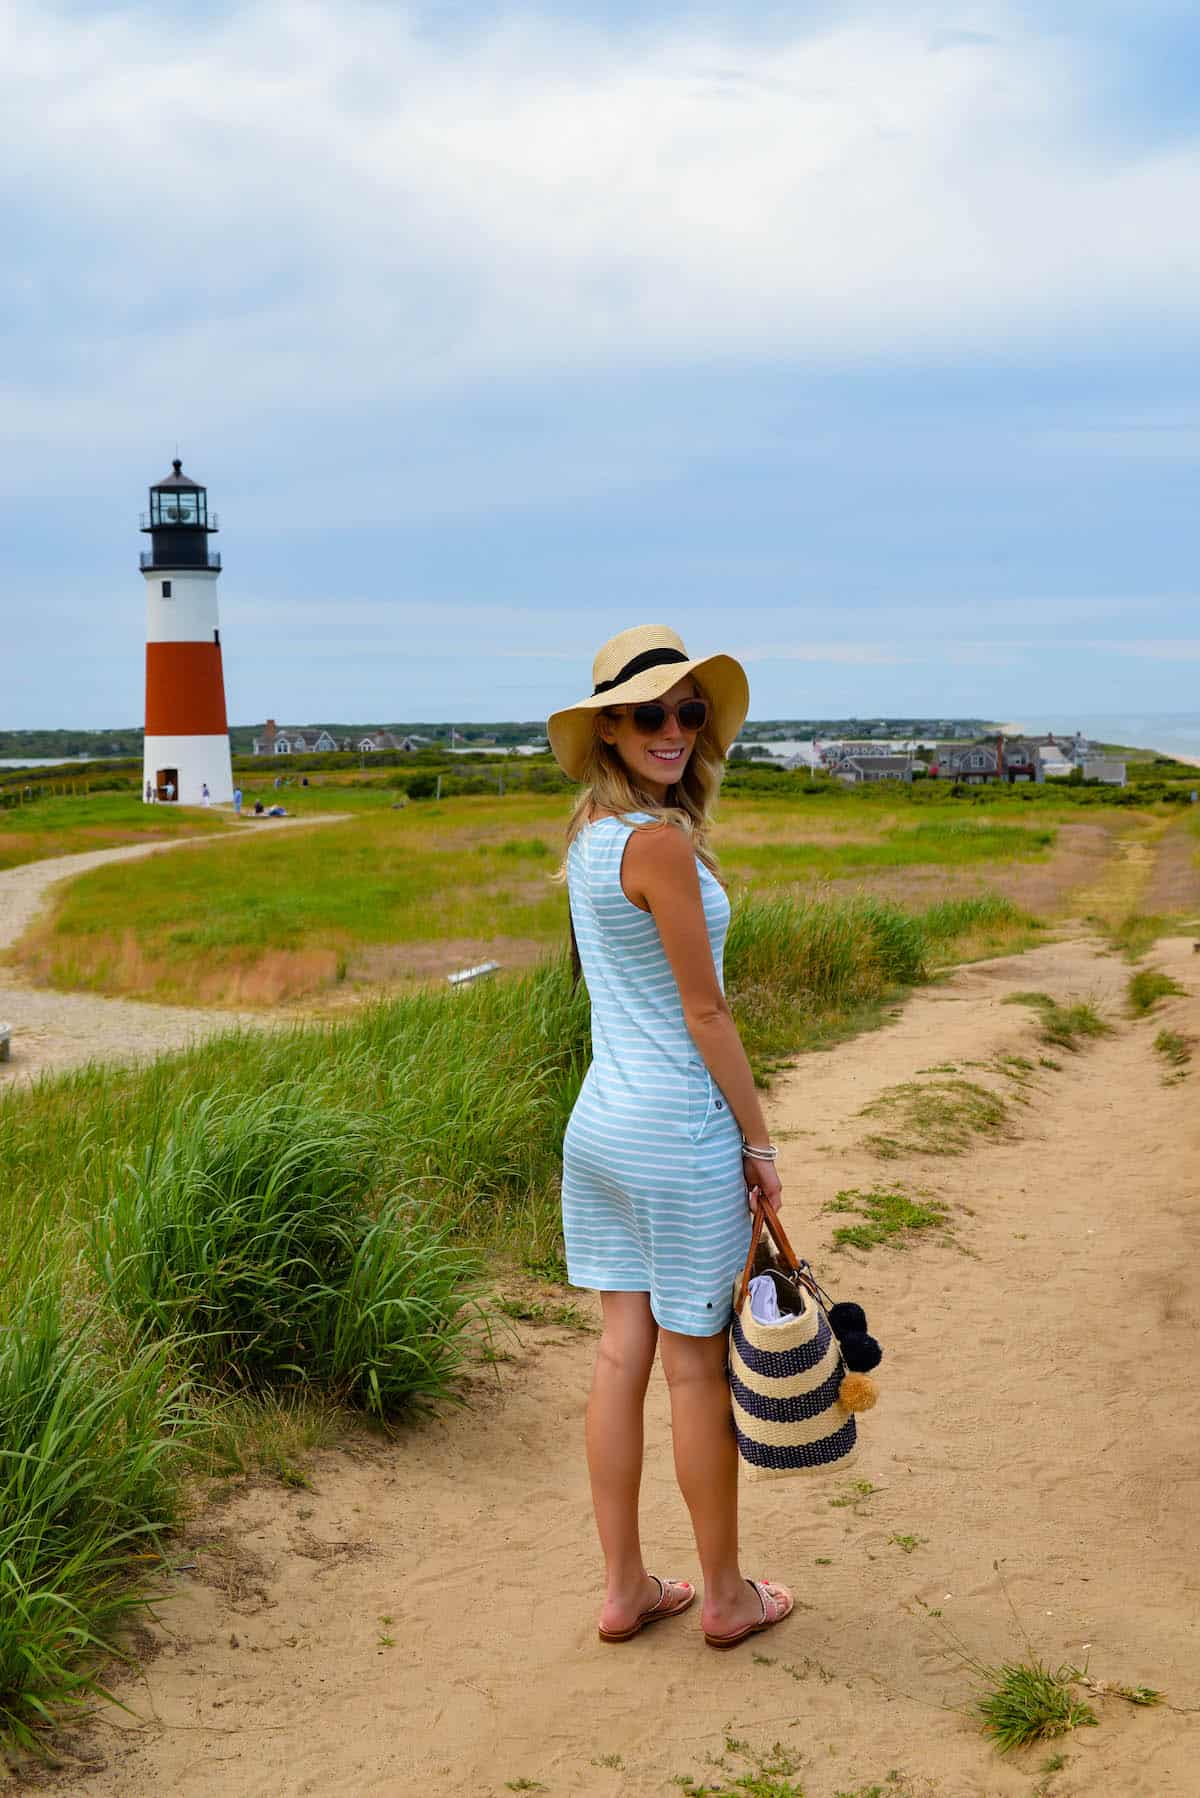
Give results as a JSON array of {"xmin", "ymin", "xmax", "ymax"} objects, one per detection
[{"xmin": 3, "ymin": 0, "xmax": 1200, "ymax": 486}]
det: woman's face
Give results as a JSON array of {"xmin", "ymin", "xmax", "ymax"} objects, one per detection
[{"xmin": 596, "ymin": 675, "xmax": 704, "ymax": 799}]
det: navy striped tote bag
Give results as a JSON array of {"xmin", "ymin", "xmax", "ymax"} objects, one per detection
[{"xmin": 729, "ymin": 1208, "xmax": 868, "ymax": 1480}]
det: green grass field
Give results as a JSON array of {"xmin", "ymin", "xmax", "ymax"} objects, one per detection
[
  {"xmin": 0, "ymin": 792, "xmax": 233, "ymax": 871},
  {"xmin": 8, "ymin": 787, "xmax": 1063, "ymax": 1004}
]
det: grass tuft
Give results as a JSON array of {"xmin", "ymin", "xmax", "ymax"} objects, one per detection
[
  {"xmin": 824, "ymin": 1187, "xmax": 950, "ymax": 1251},
  {"xmin": 1127, "ymin": 967, "xmax": 1186, "ymax": 1016},
  {"xmin": 974, "ymin": 1660, "xmax": 1098, "ymax": 1754},
  {"xmin": 917, "ymin": 893, "xmax": 1038, "ymax": 957},
  {"xmin": 673, "ymin": 1734, "xmax": 806, "ymax": 1796},
  {"xmin": 1153, "ymin": 1028, "xmax": 1192, "ymax": 1072},
  {"xmin": 860, "ymin": 1080, "xmax": 1008, "ymax": 1158},
  {"xmin": 1004, "ymin": 992, "xmax": 1114, "ymax": 1051},
  {"xmin": 1108, "ymin": 911, "xmax": 1172, "ymax": 961}
]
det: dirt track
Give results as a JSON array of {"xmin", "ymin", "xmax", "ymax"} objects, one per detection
[
  {"xmin": 35, "ymin": 931, "xmax": 1200, "ymax": 1798},
  {"xmin": 0, "ymin": 815, "xmax": 347, "ymax": 1085}
]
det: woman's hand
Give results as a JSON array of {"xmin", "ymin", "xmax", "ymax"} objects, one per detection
[{"xmin": 743, "ymin": 1154, "xmax": 782, "ymax": 1214}]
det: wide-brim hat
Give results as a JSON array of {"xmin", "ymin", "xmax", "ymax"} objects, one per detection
[{"xmin": 547, "ymin": 625, "xmax": 749, "ymax": 782}]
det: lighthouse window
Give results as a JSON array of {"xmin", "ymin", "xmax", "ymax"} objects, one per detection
[{"xmin": 161, "ymin": 580, "xmax": 172, "ymax": 598}]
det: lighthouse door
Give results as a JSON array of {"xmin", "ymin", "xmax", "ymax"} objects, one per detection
[{"xmin": 156, "ymin": 767, "xmax": 179, "ymax": 802}]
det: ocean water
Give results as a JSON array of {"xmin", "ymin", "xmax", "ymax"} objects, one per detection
[
  {"xmin": 1007, "ymin": 714, "xmax": 1200, "ymax": 760},
  {"xmin": 0, "ymin": 756, "xmax": 99, "ymax": 768}
]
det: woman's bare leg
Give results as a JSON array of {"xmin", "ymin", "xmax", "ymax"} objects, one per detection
[
  {"xmin": 587, "ymin": 1291, "xmax": 665, "ymax": 1632},
  {"xmin": 658, "ymin": 1327, "xmax": 766, "ymax": 1635}
]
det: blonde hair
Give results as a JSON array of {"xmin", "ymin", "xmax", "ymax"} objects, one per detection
[{"xmin": 559, "ymin": 682, "xmax": 725, "ymax": 877}]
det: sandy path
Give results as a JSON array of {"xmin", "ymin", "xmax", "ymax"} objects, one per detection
[
  {"xmin": 0, "ymin": 815, "xmax": 349, "ymax": 1085},
  {"xmin": 36, "ymin": 932, "xmax": 1198, "ymax": 1797}
]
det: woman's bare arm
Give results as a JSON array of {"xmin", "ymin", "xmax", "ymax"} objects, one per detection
[{"xmin": 622, "ymin": 823, "xmax": 781, "ymax": 1206}]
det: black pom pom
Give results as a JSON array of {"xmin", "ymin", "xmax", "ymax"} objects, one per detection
[
  {"xmin": 840, "ymin": 1331, "xmax": 882, "ymax": 1373},
  {"xmin": 828, "ymin": 1301, "xmax": 867, "ymax": 1337}
]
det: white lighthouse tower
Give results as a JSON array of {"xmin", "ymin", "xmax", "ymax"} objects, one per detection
[{"xmin": 140, "ymin": 459, "xmax": 233, "ymax": 805}]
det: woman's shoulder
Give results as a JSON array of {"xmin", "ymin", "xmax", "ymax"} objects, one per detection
[
  {"xmin": 621, "ymin": 815, "xmax": 695, "ymax": 872},
  {"xmin": 586, "ymin": 808, "xmax": 655, "ymax": 826}
]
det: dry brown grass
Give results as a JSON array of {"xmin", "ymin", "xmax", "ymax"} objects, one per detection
[
  {"xmin": 787, "ymin": 819, "xmax": 1118, "ymax": 919},
  {"xmin": 1143, "ymin": 816, "xmax": 1200, "ymax": 916}
]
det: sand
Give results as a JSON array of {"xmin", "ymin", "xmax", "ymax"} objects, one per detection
[{"xmin": 24, "ymin": 930, "xmax": 1199, "ymax": 1798}]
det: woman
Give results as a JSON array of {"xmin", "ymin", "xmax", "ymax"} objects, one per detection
[{"xmin": 548, "ymin": 625, "xmax": 793, "ymax": 1652}]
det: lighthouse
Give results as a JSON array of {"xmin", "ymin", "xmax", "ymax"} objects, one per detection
[{"xmin": 140, "ymin": 459, "xmax": 233, "ymax": 805}]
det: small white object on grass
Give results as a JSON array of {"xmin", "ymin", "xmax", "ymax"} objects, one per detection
[
  {"xmin": 0, "ymin": 1023, "xmax": 11, "ymax": 1063},
  {"xmin": 447, "ymin": 960, "xmax": 501, "ymax": 987}
]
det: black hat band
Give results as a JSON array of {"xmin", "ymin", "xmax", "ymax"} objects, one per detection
[{"xmin": 593, "ymin": 646, "xmax": 689, "ymax": 696}]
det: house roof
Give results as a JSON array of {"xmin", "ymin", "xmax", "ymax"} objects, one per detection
[{"xmin": 844, "ymin": 754, "xmax": 912, "ymax": 772}]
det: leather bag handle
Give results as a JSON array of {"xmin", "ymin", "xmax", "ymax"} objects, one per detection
[{"xmin": 734, "ymin": 1204, "xmax": 806, "ymax": 1314}]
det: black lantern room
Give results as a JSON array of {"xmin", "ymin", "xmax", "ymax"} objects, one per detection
[{"xmin": 139, "ymin": 460, "xmax": 221, "ymax": 572}]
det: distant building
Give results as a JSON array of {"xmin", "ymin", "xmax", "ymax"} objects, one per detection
[
  {"xmin": 832, "ymin": 753, "xmax": 914, "ymax": 784},
  {"xmin": 355, "ymin": 731, "xmax": 426, "ymax": 753},
  {"xmin": 1082, "ymin": 758, "xmax": 1126, "ymax": 786},
  {"xmin": 252, "ymin": 721, "xmax": 338, "ymax": 755},
  {"xmin": 1038, "ymin": 743, "xmax": 1073, "ymax": 780},
  {"xmin": 934, "ymin": 736, "xmax": 1042, "ymax": 784}
]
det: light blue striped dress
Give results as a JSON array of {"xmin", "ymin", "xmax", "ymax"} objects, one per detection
[{"xmin": 561, "ymin": 813, "xmax": 752, "ymax": 1337}]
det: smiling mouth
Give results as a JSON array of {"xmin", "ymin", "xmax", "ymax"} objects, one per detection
[{"xmin": 648, "ymin": 748, "xmax": 686, "ymax": 763}]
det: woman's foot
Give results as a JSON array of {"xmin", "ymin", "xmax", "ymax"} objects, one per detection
[
  {"xmin": 598, "ymin": 1573, "xmax": 695, "ymax": 1642},
  {"xmin": 702, "ymin": 1578, "xmax": 793, "ymax": 1650}
]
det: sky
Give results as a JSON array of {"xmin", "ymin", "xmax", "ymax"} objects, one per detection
[{"xmin": 2, "ymin": 0, "xmax": 1199, "ymax": 728}]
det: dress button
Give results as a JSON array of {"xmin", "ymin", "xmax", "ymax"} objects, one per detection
[{"xmin": 715, "ymin": 1099, "xmax": 724, "ymax": 1110}]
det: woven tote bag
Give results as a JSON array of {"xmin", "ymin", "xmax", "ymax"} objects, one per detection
[{"xmin": 729, "ymin": 1208, "xmax": 858, "ymax": 1479}]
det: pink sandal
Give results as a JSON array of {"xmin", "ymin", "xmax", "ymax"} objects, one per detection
[
  {"xmin": 703, "ymin": 1578, "xmax": 793, "ymax": 1650},
  {"xmin": 598, "ymin": 1575, "xmax": 695, "ymax": 1643}
]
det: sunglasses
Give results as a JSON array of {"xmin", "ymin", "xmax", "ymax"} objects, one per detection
[{"xmin": 608, "ymin": 698, "xmax": 709, "ymax": 735}]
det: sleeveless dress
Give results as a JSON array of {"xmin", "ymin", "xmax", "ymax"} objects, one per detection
[{"xmin": 561, "ymin": 814, "xmax": 752, "ymax": 1337}]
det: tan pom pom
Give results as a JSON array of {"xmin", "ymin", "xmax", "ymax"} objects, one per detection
[{"xmin": 839, "ymin": 1372, "xmax": 878, "ymax": 1413}]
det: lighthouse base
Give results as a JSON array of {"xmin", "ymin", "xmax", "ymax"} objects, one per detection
[{"xmin": 143, "ymin": 735, "xmax": 234, "ymax": 806}]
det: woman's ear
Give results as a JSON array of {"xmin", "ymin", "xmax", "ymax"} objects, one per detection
[{"xmin": 595, "ymin": 712, "xmax": 618, "ymax": 745}]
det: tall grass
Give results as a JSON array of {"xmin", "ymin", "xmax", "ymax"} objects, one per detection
[
  {"xmin": 0, "ymin": 1278, "xmax": 192, "ymax": 1744},
  {"xmin": 919, "ymin": 892, "xmax": 1034, "ymax": 947},
  {"xmin": 725, "ymin": 890, "xmax": 925, "ymax": 1071},
  {"xmin": 88, "ymin": 1091, "xmax": 480, "ymax": 1415}
]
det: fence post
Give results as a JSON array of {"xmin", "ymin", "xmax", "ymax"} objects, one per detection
[{"xmin": 435, "ymin": 773, "xmax": 442, "ymax": 801}]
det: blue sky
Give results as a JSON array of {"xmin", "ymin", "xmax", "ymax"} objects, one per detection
[{"xmin": 2, "ymin": 0, "xmax": 1198, "ymax": 728}]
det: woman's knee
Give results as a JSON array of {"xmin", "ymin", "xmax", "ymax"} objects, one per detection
[
  {"xmin": 595, "ymin": 1292, "xmax": 658, "ymax": 1382},
  {"xmin": 658, "ymin": 1327, "xmax": 729, "ymax": 1391}
]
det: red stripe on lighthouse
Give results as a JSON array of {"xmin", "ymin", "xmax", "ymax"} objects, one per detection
[{"xmin": 145, "ymin": 642, "xmax": 229, "ymax": 737}]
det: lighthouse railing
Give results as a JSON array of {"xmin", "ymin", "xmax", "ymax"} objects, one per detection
[{"xmin": 139, "ymin": 550, "xmax": 222, "ymax": 571}]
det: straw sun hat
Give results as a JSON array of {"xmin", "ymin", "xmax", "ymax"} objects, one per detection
[{"xmin": 547, "ymin": 625, "xmax": 750, "ymax": 782}]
